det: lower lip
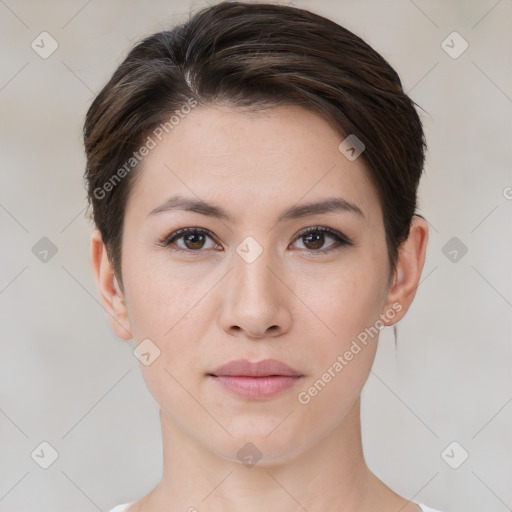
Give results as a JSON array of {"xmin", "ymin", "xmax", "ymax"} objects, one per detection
[{"xmin": 210, "ymin": 375, "xmax": 303, "ymax": 399}]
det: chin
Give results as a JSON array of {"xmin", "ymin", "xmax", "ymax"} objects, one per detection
[{"xmin": 204, "ymin": 424, "xmax": 314, "ymax": 467}]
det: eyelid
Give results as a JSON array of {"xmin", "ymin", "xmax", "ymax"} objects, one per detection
[
  {"xmin": 293, "ymin": 225, "xmax": 353, "ymax": 246},
  {"xmin": 157, "ymin": 227, "xmax": 218, "ymax": 249}
]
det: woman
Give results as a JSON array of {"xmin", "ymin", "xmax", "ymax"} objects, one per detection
[{"xmin": 85, "ymin": 2, "xmax": 440, "ymax": 511}]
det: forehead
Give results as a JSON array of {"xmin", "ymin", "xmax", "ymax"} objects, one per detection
[{"xmin": 125, "ymin": 104, "xmax": 381, "ymax": 226}]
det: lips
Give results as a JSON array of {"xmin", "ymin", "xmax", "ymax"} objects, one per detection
[
  {"xmin": 209, "ymin": 358, "xmax": 302, "ymax": 378},
  {"xmin": 207, "ymin": 359, "xmax": 304, "ymax": 399}
]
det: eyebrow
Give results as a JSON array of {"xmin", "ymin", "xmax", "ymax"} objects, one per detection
[{"xmin": 146, "ymin": 194, "xmax": 364, "ymax": 222}]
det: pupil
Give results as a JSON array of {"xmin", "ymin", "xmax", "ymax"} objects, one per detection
[
  {"xmin": 305, "ymin": 232, "xmax": 323, "ymax": 249},
  {"xmin": 187, "ymin": 233, "xmax": 204, "ymax": 249}
]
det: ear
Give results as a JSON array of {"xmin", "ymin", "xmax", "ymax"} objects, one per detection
[
  {"xmin": 381, "ymin": 215, "xmax": 429, "ymax": 325},
  {"xmin": 90, "ymin": 229, "xmax": 133, "ymax": 340}
]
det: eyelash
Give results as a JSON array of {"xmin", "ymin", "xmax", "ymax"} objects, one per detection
[{"xmin": 157, "ymin": 226, "xmax": 353, "ymax": 255}]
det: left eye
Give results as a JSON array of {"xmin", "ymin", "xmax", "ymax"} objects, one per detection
[
  {"xmin": 158, "ymin": 226, "xmax": 351, "ymax": 254},
  {"xmin": 291, "ymin": 226, "xmax": 351, "ymax": 253}
]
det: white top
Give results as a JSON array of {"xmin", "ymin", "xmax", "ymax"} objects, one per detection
[{"xmin": 108, "ymin": 502, "xmax": 442, "ymax": 512}]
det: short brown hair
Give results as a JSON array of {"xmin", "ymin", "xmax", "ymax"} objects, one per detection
[{"xmin": 84, "ymin": 0, "xmax": 426, "ymax": 291}]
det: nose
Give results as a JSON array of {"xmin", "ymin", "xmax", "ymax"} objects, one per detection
[{"xmin": 219, "ymin": 246, "xmax": 292, "ymax": 339}]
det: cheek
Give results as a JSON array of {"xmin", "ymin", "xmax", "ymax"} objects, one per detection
[
  {"xmin": 122, "ymin": 264, "xmax": 206, "ymax": 410},
  {"xmin": 124, "ymin": 239, "xmax": 389, "ymax": 364},
  {"xmin": 293, "ymin": 262, "xmax": 386, "ymax": 423},
  {"xmin": 123, "ymin": 244, "xmax": 199, "ymax": 334},
  {"xmin": 301, "ymin": 256, "xmax": 388, "ymax": 349},
  {"xmin": 295, "ymin": 255, "xmax": 387, "ymax": 390},
  {"xmin": 123, "ymin": 255, "xmax": 215, "ymax": 375}
]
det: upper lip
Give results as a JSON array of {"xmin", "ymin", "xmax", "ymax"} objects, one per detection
[{"xmin": 209, "ymin": 358, "xmax": 303, "ymax": 377}]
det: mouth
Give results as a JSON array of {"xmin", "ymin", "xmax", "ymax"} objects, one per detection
[{"xmin": 207, "ymin": 359, "xmax": 304, "ymax": 399}]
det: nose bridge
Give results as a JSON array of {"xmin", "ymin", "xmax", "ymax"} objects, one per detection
[
  {"xmin": 221, "ymin": 236, "xmax": 288, "ymax": 336},
  {"xmin": 231, "ymin": 239, "xmax": 278, "ymax": 306}
]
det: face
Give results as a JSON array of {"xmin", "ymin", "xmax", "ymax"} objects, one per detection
[{"xmin": 114, "ymin": 104, "xmax": 400, "ymax": 464}]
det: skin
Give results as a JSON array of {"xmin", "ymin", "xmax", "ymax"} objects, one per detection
[{"xmin": 91, "ymin": 104, "xmax": 428, "ymax": 512}]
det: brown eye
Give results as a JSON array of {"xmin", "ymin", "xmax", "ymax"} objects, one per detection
[
  {"xmin": 161, "ymin": 228, "xmax": 218, "ymax": 252},
  {"xmin": 302, "ymin": 231, "xmax": 326, "ymax": 250},
  {"xmin": 182, "ymin": 232, "xmax": 207, "ymax": 250},
  {"xmin": 292, "ymin": 226, "xmax": 351, "ymax": 253},
  {"xmin": 159, "ymin": 226, "xmax": 352, "ymax": 255}
]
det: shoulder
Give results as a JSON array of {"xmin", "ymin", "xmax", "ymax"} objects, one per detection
[
  {"xmin": 417, "ymin": 504, "xmax": 443, "ymax": 512},
  {"xmin": 108, "ymin": 503, "xmax": 133, "ymax": 512},
  {"xmin": 108, "ymin": 501, "xmax": 443, "ymax": 512}
]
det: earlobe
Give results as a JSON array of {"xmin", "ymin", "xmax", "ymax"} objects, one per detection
[
  {"xmin": 382, "ymin": 215, "xmax": 429, "ymax": 326},
  {"xmin": 90, "ymin": 229, "xmax": 133, "ymax": 340}
]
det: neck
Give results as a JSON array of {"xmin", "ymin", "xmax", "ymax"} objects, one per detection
[{"xmin": 139, "ymin": 398, "xmax": 400, "ymax": 512}]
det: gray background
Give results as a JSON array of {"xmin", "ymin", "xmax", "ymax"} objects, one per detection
[{"xmin": 1, "ymin": 0, "xmax": 511, "ymax": 511}]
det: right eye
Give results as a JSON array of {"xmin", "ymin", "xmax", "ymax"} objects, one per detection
[{"xmin": 158, "ymin": 227, "xmax": 220, "ymax": 253}]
